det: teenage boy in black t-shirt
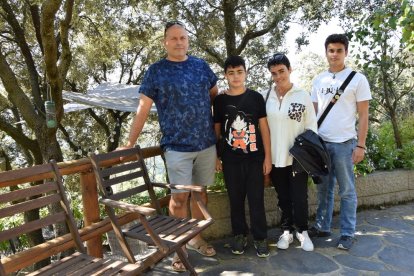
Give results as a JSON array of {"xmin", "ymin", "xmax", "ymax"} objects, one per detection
[{"xmin": 213, "ymin": 55, "xmax": 272, "ymax": 257}]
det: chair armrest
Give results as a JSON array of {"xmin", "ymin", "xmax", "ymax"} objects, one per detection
[
  {"xmin": 152, "ymin": 182, "xmax": 205, "ymax": 192},
  {"xmin": 99, "ymin": 198, "xmax": 156, "ymax": 216}
]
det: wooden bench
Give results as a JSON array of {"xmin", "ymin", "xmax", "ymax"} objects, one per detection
[
  {"xmin": 90, "ymin": 146, "xmax": 214, "ymax": 275},
  {"xmin": 0, "ymin": 161, "xmax": 142, "ymax": 275}
]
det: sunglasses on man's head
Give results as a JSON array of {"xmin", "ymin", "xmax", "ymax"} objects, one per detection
[
  {"xmin": 164, "ymin": 20, "xmax": 185, "ymax": 33},
  {"xmin": 269, "ymin": 53, "xmax": 286, "ymax": 62}
]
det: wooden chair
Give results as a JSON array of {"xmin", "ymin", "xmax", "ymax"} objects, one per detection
[
  {"xmin": 90, "ymin": 146, "xmax": 214, "ymax": 275},
  {"xmin": 0, "ymin": 161, "xmax": 141, "ymax": 276}
]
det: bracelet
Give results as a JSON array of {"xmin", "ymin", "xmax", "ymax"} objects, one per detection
[{"xmin": 356, "ymin": 145, "xmax": 366, "ymax": 150}]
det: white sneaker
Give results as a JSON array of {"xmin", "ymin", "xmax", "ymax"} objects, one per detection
[
  {"xmin": 277, "ymin": 230, "xmax": 293, "ymax": 249},
  {"xmin": 296, "ymin": 231, "xmax": 314, "ymax": 251}
]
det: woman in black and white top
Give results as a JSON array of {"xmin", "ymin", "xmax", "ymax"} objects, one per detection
[{"xmin": 266, "ymin": 53, "xmax": 317, "ymax": 251}]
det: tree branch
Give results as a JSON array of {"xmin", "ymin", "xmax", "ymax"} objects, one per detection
[
  {"xmin": 41, "ymin": 0, "xmax": 61, "ymax": 91},
  {"xmin": 236, "ymin": 15, "xmax": 282, "ymax": 54},
  {"xmin": 88, "ymin": 108, "xmax": 110, "ymax": 137},
  {"xmin": 28, "ymin": 2, "xmax": 44, "ymax": 55},
  {"xmin": 56, "ymin": 0, "xmax": 74, "ymax": 122},
  {"xmin": 0, "ymin": 49, "xmax": 41, "ymax": 130},
  {"xmin": 0, "ymin": 0, "xmax": 42, "ymax": 110},
  {"xmin": 0, "ymin": 113, "xmax": 41, "ymax": 159}
]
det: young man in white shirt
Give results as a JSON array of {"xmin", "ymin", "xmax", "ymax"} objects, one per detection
[{"xmin": 309, "ymin": 34, "xmax": 371, "ymax": 250}]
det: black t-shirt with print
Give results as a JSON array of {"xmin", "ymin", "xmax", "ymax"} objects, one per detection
[{"xmin": 213, "ymin": 89, "xmax": 267, "ymax": 162}]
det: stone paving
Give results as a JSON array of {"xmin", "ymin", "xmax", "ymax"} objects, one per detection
[{"xmin": 145, "ymin": 202, "xmax": 414, "ymax": 275}]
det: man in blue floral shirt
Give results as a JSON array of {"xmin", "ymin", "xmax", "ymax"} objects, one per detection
[{"xmin": 119, "ymin": 21, "xmax": 218, "ymax": 271}]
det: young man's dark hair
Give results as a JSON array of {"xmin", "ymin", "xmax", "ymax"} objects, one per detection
[
  {"xmin": 324, "ymin": 34, "xmax": 349, "ymax": 51},
  {"xmin": 224, "ymin": 55, "xmax": 246, "ymax": 72},
  {"xmin": 267, "ymin": 53, "xmax": 290, "ymax": 70}
]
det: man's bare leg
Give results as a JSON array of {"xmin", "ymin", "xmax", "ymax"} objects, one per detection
[
  {"xmin": 188, "ymin": 190, "xmax": 216, "ymax": 256},
  {"xmin": 169, "ymin": 192, "xmax": 190, "ymax": 271}
]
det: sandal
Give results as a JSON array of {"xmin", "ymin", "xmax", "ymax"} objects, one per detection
[
  {"xmin": 171, "ymin": 253, "xmax": 186, "ymax": 272},
  {"xmin": 186, "ymin": 239, "xmax": 216, "ymax": 257}
]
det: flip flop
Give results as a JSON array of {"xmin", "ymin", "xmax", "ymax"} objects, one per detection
[
  {"xmin": 171, "ymin": 253, "xmax": 186, "ymax": 272},
  {"xmin": 186, "ymin": 239, "xmax": 216, "ymax": 257}
]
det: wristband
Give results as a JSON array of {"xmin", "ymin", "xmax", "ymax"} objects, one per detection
[{"xmin": 356, "ymin": 145, "xmax": 366, "ymax": 150}]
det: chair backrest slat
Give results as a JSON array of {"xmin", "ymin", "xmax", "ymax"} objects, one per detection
[
  {"xmin": 0, "ymin": 182, "xmax": 57, "ymax": 204},
  {"xmin": 90, "ymin": 146, "xmax": 163, "ymax": 214},
  {"xmin": 0, "ymin": 211, "xmax": 66, "ymax": 242},
  {"xmin": 91, "ymin": 147, "xmax": 140, "ymax": 163},
  {"xmin": 100, "ymin": 160, "xmax": 143, "ymax": 178},
  {"xmin": 0, "ymin": 161, "xmax": 86, "ymax": 274},
  {"xmin": 101, "ymin": 170, "xmax": 145, "ymax": 189},
  {"xmin": 108, "ymin": 185, "xmax": 148, "ymax": 201},
  {"xmin": 0, "ymin": 164, "xmax": 54, "ymax": 184},
  {"xmin": 0, "ymin": 193, "xmax": 61, "ymax": 219}
]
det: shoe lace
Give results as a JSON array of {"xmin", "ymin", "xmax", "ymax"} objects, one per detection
[
  {"xmin": 280, "ymin": 232, "xmax": 290, "ymax": 240},
  {"xmin": 234, "ymin": 235, "xmax": 246, "ymax": 244},
  {"xmin": 255, "ymin": 240, "xmax": 267, "ymax": 252}
]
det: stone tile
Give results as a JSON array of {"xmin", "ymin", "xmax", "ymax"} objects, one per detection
[
  {"xmin": 333, "ymin": 254, "xmax": 386, "ymax": 271},
  {"xmin": 268, "ymin": 248, "xmax": 339, "ymax": 274},
  {"xmin": 201, "ymin": 261, "xmax": 267, "ymax": 275},
  {"xmin": 340, "ymin": 268, "xmax": 363, "ymax": 276},
  {"xmin": 386, "ymin": 204, "xmax": 413, "ymax": 213},
  {"xmin": 358, "ymin": 209, "xmax": 386, "ymax": 221},
  {"xmin": 365, "ymin": 215, "xmax": 414, "ymax": 232},
  {"xmin": 380, "ymin": 271, "xmax": 414, "ymax": 276},
  {"xmin": 144, "ymin": 259, "xmax": 190, "ymax": 275},
  {"xmin": 189, "ymin": 254, "xmax": 220, "ymax": 269},
  {"xmin": 378, "ymin": 245, "xmax": 414, "ymax": 272},
  {"xmin": 349, "ymin": 234, "xmax": 383, "ymax": 257},
  {"xmin": 402, "ymin": 216, "xmax": 414, "ymax": 226},
  {"xmin": 144, "ymin": 202, "xmax": 414, "ymax": 275},
  {"xmin": 355, "ymin": 224, "xmax": 381, "ymax": 234},
  {"xmin": 211, "ymin": 237, "xmax": 279, "ymax": 263},
  {"xmin": 312, "ymin": 235, "xmax": 339, "ymax": 248},
  {"xmin": 383, "ymin": 232, "xmax": 414, "ymax": 250}
]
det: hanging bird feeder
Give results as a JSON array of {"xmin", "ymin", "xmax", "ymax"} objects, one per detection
[{"xmin": 45, "ymin": 100, "xmax": 57, "ymax": 128}]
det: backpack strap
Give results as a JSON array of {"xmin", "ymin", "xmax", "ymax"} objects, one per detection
[{"xmin": 317, "ymin": 71, "xmax": 356, "ymax": 128}]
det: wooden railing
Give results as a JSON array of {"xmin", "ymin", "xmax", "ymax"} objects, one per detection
[{"xmin": 0, "ymin": 146, "xmax": 163, "ymax": 259}]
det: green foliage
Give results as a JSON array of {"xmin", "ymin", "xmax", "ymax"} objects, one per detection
[
  {"xmin": 208, "ymin": 171, "xmax": 227, "ymax": 192},
  {"xmin": 400, "ymin": 0, "xmax": 414, "ymax": 50},
  {"xmin": 0, "ymin": 201, "xmax": 53, "ymax": 254},
  {"xmin": 348, "ymin": 0, "xmax": 414, "ymax": 152},
  {"xmin": 0, "ymin": 213, "xmax": 28, "ymax": 252},
  {"xmin": 355, "ymin": 115, "xmax": 414, "ymax": 175},
  {"xmin": 128, "ymin": 189, "xmax": 168, "ymax": 206}
]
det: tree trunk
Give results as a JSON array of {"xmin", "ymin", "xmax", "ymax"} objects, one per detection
[
  {"xmin": 389, "ymin": 109, "xmax": 403, "ymax": 149},
  {"xmin": 380, "ymin": 39, "xmax": 403, "ymax": 150},
  {"xmin": 24, "ymin": 210, "xmax": 50, "ymax": 270}
]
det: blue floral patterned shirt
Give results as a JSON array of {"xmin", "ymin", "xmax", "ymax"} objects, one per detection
[{"xmin": 139, "ymin": 56, "xmax": 218, "ymax": 152}]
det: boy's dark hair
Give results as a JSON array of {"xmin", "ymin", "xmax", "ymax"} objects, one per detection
[
  {"xmin": 224, "ymin": 56, "xmax": 246, "ymax": 72},
  {"xmin": 267, "ymin": 53, "xmax": 290, "ymax": 70},
  {"xmin": 325, "ymin": 34, "xmax": 349, "ymax": 51}
]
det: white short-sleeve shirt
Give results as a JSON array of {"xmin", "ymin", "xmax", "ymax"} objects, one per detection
[{"xmin": 311, "ymin": 67, "xmax": 372, "ymax": 143}]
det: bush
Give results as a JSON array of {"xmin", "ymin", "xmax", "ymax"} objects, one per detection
[
  {"xmin": 208, "ymin": 171, "xmax": 226, "ymax": 192},
  {"xmin": 355, "ymin": 115, "xmax": 414, "ymax": 175}
]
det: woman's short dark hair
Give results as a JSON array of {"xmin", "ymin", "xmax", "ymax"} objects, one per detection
[
  {"xmin": 224, "ymin": 56, "xmax": 246, "ymax": 72},
  {"xmin": 267, "ymin": 53, "xmax": 290, "ymax": 70},
  {"xmin": 325, "ymin": 34, "xmax": 349, "ymax": 51}
]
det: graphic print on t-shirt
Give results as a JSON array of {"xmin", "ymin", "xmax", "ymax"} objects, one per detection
[
  {"xmin": 321, "ymin": 87, "xmax": 336, "ymax": 95},
  {"xmin": 288, "ymin": 103, "xmax": 306, "ymax": 122},
  {"xmin": 225, "ymin": 110, "xmax": 258, "ymax": 154}
]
